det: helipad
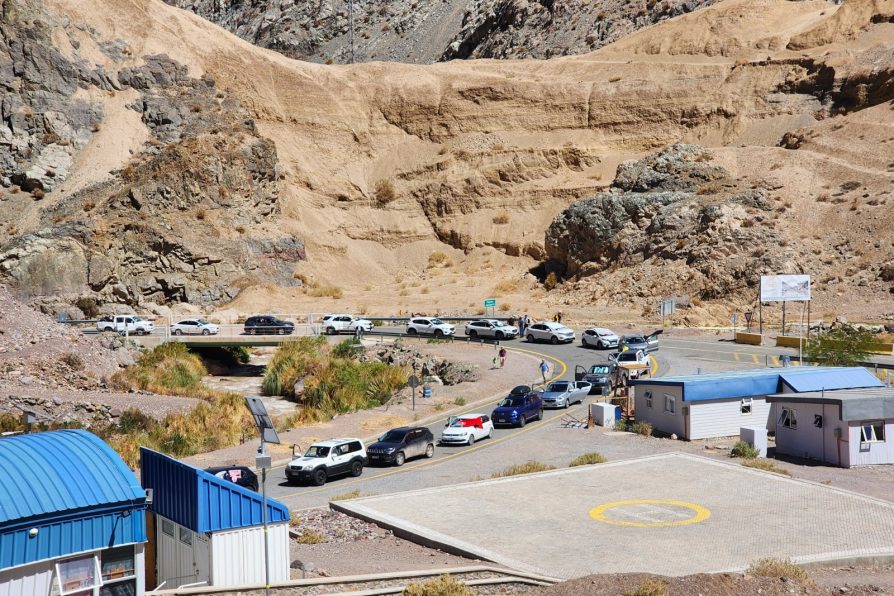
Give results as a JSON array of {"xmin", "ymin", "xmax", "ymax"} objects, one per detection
[{"xmin": 332, "ymin": 453, "xmax": 894, "ymax": 579}]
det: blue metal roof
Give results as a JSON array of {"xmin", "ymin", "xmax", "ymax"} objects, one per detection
[
  {"xmin": 141, "ymin": 448, "xmax": 290, "ymax": 533},
  {"xmin": 630, "ymin": 367, "xmax": 883, "ymax": 402},
  {"xmin": 0, "ymin": 430, "xmax": 146, "ymax": 569}
]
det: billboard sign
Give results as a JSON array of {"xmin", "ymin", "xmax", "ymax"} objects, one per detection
[{"xmin": 760, "ymin": 275, "xmax": 811, "ymax": 302}]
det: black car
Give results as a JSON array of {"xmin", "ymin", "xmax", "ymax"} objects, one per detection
[
  {"xmin": 575, "ymin": 362, "xmax": 618, "ymax": 395},
  {"xmin": 243, "ymin": 315, "xmax": 295, "ymax": 335},
  {"xmin": 205, "ymin": 465, "xmax": 259, "ymax": 492},
  {"xmin": 367, "ymin": 426, "xmax": 435, "ymax": 466}
]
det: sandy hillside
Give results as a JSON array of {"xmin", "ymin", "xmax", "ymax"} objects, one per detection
[{"xmin": 6, "ymin": 0, "xmax": 892, "ymax": 322}]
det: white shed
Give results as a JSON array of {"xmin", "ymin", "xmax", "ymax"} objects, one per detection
[
  {"xmin": 630, "ymin": 366, "xmax": 884, "ymax": 440},
  {"xmin": 141, "ymin": 448, "xmax": 291, "ymax": 590},
  {"xmin": 767, "ymin": 387, "xmax": 894, "ymax": 467}
]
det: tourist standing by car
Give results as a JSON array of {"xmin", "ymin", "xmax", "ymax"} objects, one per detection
[
  {"xmin": 498, "ymin": 347, "xmax": 507, "ymax": 368},
  {"xmin": 518, "ymin": 315, "xmax": 527, "ymax": 338}
]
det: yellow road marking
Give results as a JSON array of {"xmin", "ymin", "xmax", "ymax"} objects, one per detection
[
  {"xmin": 733, "ymin": 353, "xmax": 741, "ymax": 362},
  {"xmin": 751, "ymin": 354, "xmax": 760, "ymax": 365},
  {"xmin": 276, "ymin": 350, "xmax": 571, "ymax": 502},
  {"xmin": 589, "ymin": 499, "xmax": 711, "ymax": 528}
]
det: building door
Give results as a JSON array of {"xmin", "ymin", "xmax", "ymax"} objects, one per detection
[{"xmin": 193, "ymin": 533, "xmax": 211, "ymax": 587}]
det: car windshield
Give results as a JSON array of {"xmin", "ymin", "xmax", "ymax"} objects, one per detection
[
  {"xmin": 303, "ymin": 445, "xmax": 330, "ymax": 458},
  {"xmin": 197, "ymin": 319, "xmax": 209, "ymax": 325},
  {"xmin": 379, "ymin": 430, "xmax": 407, "ymax": 443},
  {"xmin": 499, "ymin": 397, "xmax": 524, "ymax": 407},
  {"xmin": 547, "ymin": 382, "xmax": 570, "ymax": 392},
  {"xmin": 598, "ymin": 331, "xmax": 614, "ymax": 337},
  {"xmin": 132, "ymin": 316, "xmax": 144, "ymax": 322},
  {"xmin": 431, "ymin": 318, "xmax": 445, "ymax": 325},
  {"xmin": 625, "ymin": 336, "xmax": 645, "ymax": 343},
  {"xmin": 493, "ymin": 321, "xmax": 508, "ymax": 327},
  {"xmin": 589, "ymin": 365, "xmax": 611, "ymax": 374}
]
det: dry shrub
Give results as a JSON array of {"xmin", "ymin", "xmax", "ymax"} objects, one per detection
[
  {"xmin": 83, "ymin": 200, "xmax": 96, "ymax": 211},
  {"xmin": 235, "ymin": 225, "xmax": 246, "ymax": 234},
  {"xmin": 569, "ymin": 452, "xmax": 607, "ymax": 466},
  {"xmin": 746, "ymin": 558, "xmax": 807, "ymax": 580},
  {"xmin": 624, "ymin": 579, "xmax": 668, "ymax": 596},
  {"xmin": 403, "ymin": 575, "xmax": 472, "ymax": 596},
  {"xmin": 492, "ymin": 211, "xmax": 511, "ymax": 225},
  {"xmin": 195, "ymin": 208, "xmax": 207, "ymax": 220},
  {"xmin": 31, "ymin": 188, "xmax": 45, "ymax": 199},
  {"xmin": 60, "ymin": 352, "xmax": 85, "ymax": 370},
  {"xmin": 631, "ymin": 421, "xmax": 653, "ymax": 436},
  {"xmin": 742, "ymin": 458, "xmax": 790, "ymax": 476},
  {"xmin": 544, "ymin": 271, "xmax": 558, "ymax": 290},
  {"xmin": 307, "ymin": 284, "xmax": 343, "ymax": 299},
  {"xmin": 491, "ymin": 461, "xmax": 556, "ymax": 478},
  {"xmin": 499, "ymin": 303, "xmax": 511, "ymax": 312},
  {"xmin": 374, "ymin": 179, "xmax": 398, "ymax": 205},
  {"xmin": 295, "ymin": 530, "xmax": 325, "ymax": 544},
  {"xmin": 492, "ymin": 278, "xmax": 518, "ymax": 295},
  {"xmin": 428, "ymin": 251, "xmax": 453, "ymax": 268}
]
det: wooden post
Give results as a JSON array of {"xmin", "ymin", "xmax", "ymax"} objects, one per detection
[{"xmin": 782, "ymin": 301, "xmax": 786, "ymax": 336}]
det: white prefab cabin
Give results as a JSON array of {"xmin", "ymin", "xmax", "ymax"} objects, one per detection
[
  {"xmin": 767, "ymin": 387, "xmax": 894, "ymax": 467},
  {"xmin": 630, "ymin": 367, "xmax": 884, "ymax": 440}
]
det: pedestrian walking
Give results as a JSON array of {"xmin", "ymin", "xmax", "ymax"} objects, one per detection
[
  {"xmin": 539, "ymin": 359, "xmax": 549, "ymax": 384},
  {"xmin": 498, "ymin": 347, "xmax": 507, "ymax": 368}
]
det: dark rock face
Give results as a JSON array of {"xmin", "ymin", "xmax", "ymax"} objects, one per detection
[
  {"xmin": 0, "ymin": 0, "xmax": 304, "ymax": 310},
  {"xmin": 545, "ymin": 144, "xmax": 787, "ymax": 300}
]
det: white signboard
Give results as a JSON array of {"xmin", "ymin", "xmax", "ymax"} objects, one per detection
[{"xmin": 760, "ymin": 275, "xmax": 811, "ymax": 302}]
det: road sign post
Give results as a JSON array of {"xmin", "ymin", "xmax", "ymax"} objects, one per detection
[
  {"xmin": 408, "ymin": 374, "xmax": 419, "ymax": 411},
  {"xmin": 484, "ymin": 299, "xmax": 496, "ymax": 318},
  {"xmin": 245, "ymin": 398, "xmax": 281, "ymax": 596}
]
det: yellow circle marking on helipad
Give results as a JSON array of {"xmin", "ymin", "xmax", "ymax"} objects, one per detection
[{"xmin": 589, "ymin": 499, "xmax": 711, "ymax": 528}]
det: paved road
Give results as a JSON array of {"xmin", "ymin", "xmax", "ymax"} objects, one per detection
[{"xmin": 265, "ymin": 329, "xmax": 894, "ymax": 510}]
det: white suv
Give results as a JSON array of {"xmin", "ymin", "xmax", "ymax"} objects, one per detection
[
  {"xmin": 406, "ymin": 317, "xmax": 455, "ymax": 337},
  {"xmin": 525, "ymin": 321, "xmax": 575, "ymax": 344},
  {"xmin": 322, "ymin": 314, "xmax": 373, "ymax": 335},
  {"xmin": 285, "ymin": 438, "xmax": 367, "ymax": 486},
  {"xmin": 96, "ymin": 315, "xmax": 154, "ymax": 336},
  {"xmin": 464, "ymin": 319, "xmax": 518, "ymax": 339}
]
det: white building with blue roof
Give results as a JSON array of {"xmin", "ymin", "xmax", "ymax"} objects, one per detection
[
  {"xmin": 140, "ymin": 448, "xmax": 291, "ymax": 590},
  {"xmin": 630, "ymin": 367, "xmax": 884, "ymax": 440},
  {"xmin": 0, "ymin": 430, "xmax": 147, "ymax": 596}
]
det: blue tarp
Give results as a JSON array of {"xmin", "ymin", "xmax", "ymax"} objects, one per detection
[{"xmin": 141, "ymin": 448, "xmax": 289, "ymax": 533}]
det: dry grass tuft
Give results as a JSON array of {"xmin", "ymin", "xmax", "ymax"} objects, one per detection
[
  {"xmin": 569, "ymin": 452, "xmax": 607, "ymax": 467},
  {"xmin": 374, "ymin": 179, "xmax": 398, "ymax": 205},
  {"xmin": 307, "ymin": 284, "xmax": 344, "ymax": 299},
  {"xmin": 742, "ymin": 458, "xmax": 790, "ymax": 476},
  {"xmin": 492, "ymin": 211, "xmax": 511, "ymax": 225},
  {"xmin": 491, "ymin": 461, "xmax": 556, "ymax": 478},
  {"xmin": 746, "ymin": 557, "xmax": 808, "ymax": 580}
]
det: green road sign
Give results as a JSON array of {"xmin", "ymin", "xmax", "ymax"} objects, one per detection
[{"xmin": 483, "ymin": 299, "xmax": 496, "ymax": 308}]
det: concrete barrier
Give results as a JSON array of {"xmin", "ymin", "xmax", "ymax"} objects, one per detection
[
  {"xmin": 776, "ymin": 335, "xmax": 805, "ymax": 349},
  {"xmin": 735, "ymin": 332, "xmax": 763, "ymax": 346}
]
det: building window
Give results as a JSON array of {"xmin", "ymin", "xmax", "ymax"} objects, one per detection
[
  {"xmin": 161, "ymin": 519, "xmax": 174, "ymax": 537},
  {"xmin": 664, "ymin": 394, "xmax": 676, "ymax": 415},
  {"xmin": 779, "ymin": 407, "xmax": 797, "ymax": 429},
  {"xmin": 101, "ymin": 545, "xmax": 135, "ymax": 583},
  {"xmin": 55, "ymin": 555, "xmax": 101, "ymax": 595},
  {"xmin": 740, "ymin": 398, "xmax": 752, "ymax": 415},
  {"xmin": 644, "ymin": 391, "xmax": 652, "ymax": 408},
  {"xmin": 101, "ymin": 581, "xmax": 136, "ymax": 596},
  {"xmin": 861, "ymin": 421, "xmax": 885, "ymax": 443},
  {"xmin": 179, "ymin": 526, "xmax": 192, "ymax": 546}
]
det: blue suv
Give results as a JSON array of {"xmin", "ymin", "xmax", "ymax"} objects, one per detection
[{"xmin": 492, "ymin": 385, "xmax": 543, "ymax": 427}]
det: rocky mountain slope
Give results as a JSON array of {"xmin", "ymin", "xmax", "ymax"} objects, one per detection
[
  {"xmin": 164, "ymin": 0, "xmax": 716, "ymax": 64},
  {"xmin": 0, "ymin": 0, "xmax": 892, "ymax": 321}
]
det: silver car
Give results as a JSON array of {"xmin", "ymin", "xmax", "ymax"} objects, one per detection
[
  {"xmin": 619, "ymin": 330, "xmax": 662, "ymax": 353},
  {"xmin": 526, "ymin": 322, "xmax": 575, "ymax": 344},
  {"xmin": 407, "ymin": 317, "xmax": 455, "ymax": 337},
  {"xmin": 464, "ymin": 319, "xmax": 518, "ymax": 339},
  {"xmin": 541, "ymin": 380, "xmax": 591, "ymax": 408}
]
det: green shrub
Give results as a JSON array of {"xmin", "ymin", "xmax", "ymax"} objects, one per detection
[
  {"xmin": 454, "ymin": 397, "xmax": 466, "ymax": 406},
  {"xmin": 730, "ymin": 440, "xmax": 760, "ymax": 459},
  {"xmin": 491, "ymin": 461, "xmax": 556, "ymax": 478},
  {"xmin": 631, "ymin": 421, "xmax": 653, "ymax": 436},
  {"xmin": 569, "ymin": 452, "xmax": 607, "ymax": 467},
  {"xmin": 614, "ymin": 419, "xmax": 628, "ymax": 432},
  {"xmin": 746, "ymin": 557, "xmax": 808, "ymax": 580},
  {"xmin": 332, "ymin": 338, "xmax": 364, "ymax": 359},
  {"xmin": 111, "ymin": 342, "xmax": 212, "ymax": 398},
  {"xmin": 222, "ymin": 345, "xmax": 251, "ymax": 364},
  {"xmin": 403, "ymin": 574, "xmax": 472, "ymax": 596}
]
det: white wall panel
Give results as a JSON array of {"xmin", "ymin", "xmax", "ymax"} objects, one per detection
[{"xmin": 211, "ymin": 524, "xmax": 289, "ymax": 586}]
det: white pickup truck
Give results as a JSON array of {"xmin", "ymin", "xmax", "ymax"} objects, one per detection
[{"xmin": 96, "ymin": 315, "xmax": 154, "ymax": 335}]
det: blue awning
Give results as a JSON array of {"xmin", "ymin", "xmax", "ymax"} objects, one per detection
[{"xmin": 141, "ymin": 448, "xmax": 289, "ymax": 533}]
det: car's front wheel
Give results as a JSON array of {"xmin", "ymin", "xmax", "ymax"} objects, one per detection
[
  {"xmin": 202, "ymin": 329, "xmax": 210, "ymax": 336},
  {"xmin": 467, "ymin": 434, "xmax": 475, "ymax": 446},
  {"xmin": 496, "ymin": 331, "xmax": 504, "ymax": 339},
  {"xmin": 468, "ymin": 329, "xmax": 477, "ymax": 338},
  {"xmin": 425, "ymin": 443, "xmax": 435, "ymax": 458},
  {"xmin": 395, "ymin": 452, "xmax": 406, "ymax": 467},
  {"xmin": 550, "ymin": 335, "xmax": 559, "ymax": 345},
  {"xmin": 597, "ymin": 340, "xmax": 605, "ymax": 349},
  {"xmin": 326, "ymin": 327, "xmax": 336, "ymax": 335},
  {"xmin": 350, "ymin": 460, "xmax": 364, "ymax": 477},
  {"xmin": 434, "ymin": 329, "xmax": 444, "ymax": 337},
  {"xmin": 519, "ymin": 415, "xmax": 526, "ymax": 427},
  {"xmin": 277, "ymin": 328, "xmax": 285, "ymax": 335},
  {"xmin": 312, "ymin": 468, "xmax": 327, "ymax": 486}
]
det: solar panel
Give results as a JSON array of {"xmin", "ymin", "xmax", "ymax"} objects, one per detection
[{"xmin": 245, "ymin": 397, "xmax": 281, "ymax": 444}]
